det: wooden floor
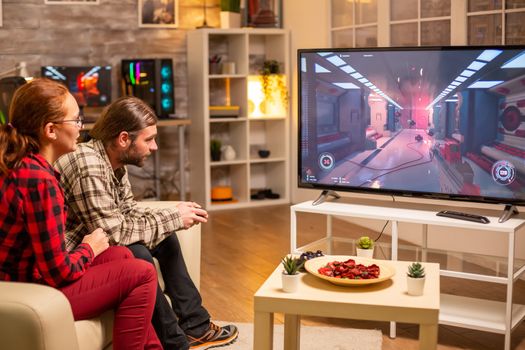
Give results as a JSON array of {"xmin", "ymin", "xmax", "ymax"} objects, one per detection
[{"xmin": 199, "ymin": 204, "xmax": 525, "ymax": 350}]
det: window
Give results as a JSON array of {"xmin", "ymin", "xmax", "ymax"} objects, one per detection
[
  {"xmin": 467, "ymin": 0, "xmax": 525, "ymax": 44},
  {"xmin": 389, "ymin": 0, "xmax": 451, "ymax": 46},
  {"xmin": 331, "ymin": 0, "xmax": 378, "ymax": 48}
]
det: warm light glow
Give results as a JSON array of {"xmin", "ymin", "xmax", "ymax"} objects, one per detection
[{"xmin": 247, "ymin": 75, "xmax": 287, "ymax": 118}]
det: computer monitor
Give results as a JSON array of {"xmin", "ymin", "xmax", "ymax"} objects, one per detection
[{"xmin": 41, "ymin": 65, "xmax": 112, "ymax": 108}]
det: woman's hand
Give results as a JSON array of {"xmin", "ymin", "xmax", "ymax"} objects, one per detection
[{"xmin": 81, "ymin": 228, "xmax": 109, "ymax": 257}]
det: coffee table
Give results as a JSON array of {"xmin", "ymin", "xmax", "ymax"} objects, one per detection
[{"xmin": 253, "ymin": 259, "xmax": 439, "ymax": 350}]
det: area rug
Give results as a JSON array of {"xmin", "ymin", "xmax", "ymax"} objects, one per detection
[{"xmin": 216, "ymin": 322, "xmax": 382, "ymax": 350}]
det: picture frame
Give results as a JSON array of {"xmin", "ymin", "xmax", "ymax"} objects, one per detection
[
  {"xmin": 247, "ymin": 0, "xmax": 282, "ymax": 28},
  {"xmin": 139, "ymin": 0, "xmax": 178, "ymax": 28},
  {"xmin": 0, "ymin": 0, "xmax": 3, "ymax": 28},
  {"xmin": 45, "ymin": 0, "xmax": 100, "ymax": 4}
]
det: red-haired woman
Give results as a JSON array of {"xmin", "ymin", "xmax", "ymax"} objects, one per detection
[{"xmin": 0, "ymin": 78, "xmax": 162, "ymax": 350}]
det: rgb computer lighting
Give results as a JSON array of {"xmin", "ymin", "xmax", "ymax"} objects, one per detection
[{"xmin": 129, "ymin": 62, "xmax": 136, "ymax": 85}]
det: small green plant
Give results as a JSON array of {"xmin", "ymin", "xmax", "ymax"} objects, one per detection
[
  {"xmin": 220, "ymin": 0, "xmax": 240, "ymax": 13},
  {"xmin": 357, "ymin": 236, "xmax": 374, "ymax": 250},
  {"xmin": 407, "ymin": 262, "xmax": 425, "ymax": 278},
  {"xmin": 210, "ymin": 139, "xmax": 222, "ymax": 161},
  {"xmin": 281, "ymin": 255, "xmax": 304, "ymax": 275}
]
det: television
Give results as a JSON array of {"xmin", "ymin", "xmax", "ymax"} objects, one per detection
[
  {"xmin": 121, "ymin": 59, "xmax": 175, "ymax": 118},
  {"xmin": 41, "ymin": 65, "xmax": 112, "ymax": 108},
  {"xmin": 298, "ymin": 46, "xmax": 525, "ymax": 211}
]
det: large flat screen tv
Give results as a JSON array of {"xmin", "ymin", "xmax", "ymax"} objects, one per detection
[{"xmin": 298, "ymin": 46, "xmax": 525, "ymax": 207}]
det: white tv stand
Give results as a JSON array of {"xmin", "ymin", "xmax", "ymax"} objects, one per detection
[{"xmin": 290, "ymin": 200, "xmax": 525, "ymax": 350}]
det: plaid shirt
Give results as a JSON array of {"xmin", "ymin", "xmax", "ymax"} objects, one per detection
[
  {"xmin": 0, "ymin": 154, "xmax": 94, "ymax": 287},
  {"xmin": 55, "ymin": 139, "xmax": 183, "ymax": 251}
]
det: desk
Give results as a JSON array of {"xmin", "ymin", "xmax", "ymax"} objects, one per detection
[
  {"xmin": 253, "ymin": 259, "xmax": 440, "ymax": 350},
  {"xmin": 84, "ymin": 119, "xmax": 191, "ymax": 200}
]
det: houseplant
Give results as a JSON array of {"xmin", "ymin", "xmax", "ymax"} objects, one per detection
[
  {"xmin": 220, "ymin": 0, "xmax": 241, "ymax": 28},
  {"xmin": 281, "ymin": 255, "xmax": 304, "ymax": 293},
  {"xmin": 355, "ymin": 236, "xmax": 374, "ymax": 258},
  {"xmin": 210, "ymin": 139, "xmax": 222, "ymax": 161},
  {"xmin": 259, "ymin": 60, "xmax": 288, "ymax": 110},
  {"xmin": 407, "ymin": 262, "xmax": 426, "ymax": 296}
]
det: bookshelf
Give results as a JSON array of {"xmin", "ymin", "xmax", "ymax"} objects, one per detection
[{"xmin": 187, "ymin": 28, "xmax": 290, "ymax": 210}]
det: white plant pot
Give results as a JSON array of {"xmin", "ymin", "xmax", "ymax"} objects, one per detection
[
  {"xmin": 282, "ymin": 272, "xmax": 300, "ymax": 293},
  {"xmin": 407, "ymin": 276, "xmax": 426, "ymax": 296},
  {"xmin": 220, "ymin": 11, "xmax": 241, "ymax": 29},
  {"xmin": 356, "ymin": 248, "xmax": 374, "ymax": 258}
]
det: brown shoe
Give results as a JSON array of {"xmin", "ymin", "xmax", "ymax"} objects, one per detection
[{"xmin": 188, "ymin": 322, "xmax": 238, "ymax": 349}]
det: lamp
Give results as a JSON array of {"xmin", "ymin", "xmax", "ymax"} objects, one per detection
[
  {"xmin": 0, "ymin": 61, "xmax": 33, "ymax": 81},
  {"xmin": 247, "ymin": 75, "xmax": 287, "ymax": 118},
  {"xmin": 197, "ymin": 0, "xmax": 213, "ymax": 29}
]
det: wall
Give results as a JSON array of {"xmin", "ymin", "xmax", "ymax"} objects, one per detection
[
  {"xmin": 0, "ymin": 0, "xmax": 222, "ymax": 199},
  {"xmin": 283, "ymin": 0, "xmax": 330, "ymax": 204}
]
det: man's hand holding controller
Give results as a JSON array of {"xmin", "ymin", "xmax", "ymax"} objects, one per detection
[{"xmin": 177, "ymin": 201, "xmax": 208, "ymax": 229}]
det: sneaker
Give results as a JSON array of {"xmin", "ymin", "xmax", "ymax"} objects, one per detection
[{"xmin": 188, "ymin": 322, "xmax": 238, "ymax": 349}]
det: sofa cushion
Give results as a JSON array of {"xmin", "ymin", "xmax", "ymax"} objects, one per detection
[{"xmin": 75, "ymin": 310, "xmax": 113, "ymax": 350}]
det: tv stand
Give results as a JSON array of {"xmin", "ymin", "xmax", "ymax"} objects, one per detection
[
  {"xmin": 499, "ymin": 204, "xmax": 519, "ymax": 223},
  {"xmin": 312, "ymin": 190, "xmax": 341, "ymax": 206},
  {"xmin": 290, "ymin": 200, "xmax": 525, "ymax": 350}
]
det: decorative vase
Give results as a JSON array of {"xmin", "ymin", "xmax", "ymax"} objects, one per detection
[
  {"xmin": 356, "ymin": 248, "xmax": 374, "ymax": 259},
  {"xmin": 220, "ymin": 11, "xmax": 241, "ymax": 28},
  {"xmin": 281, "ymin": 272, "xmax": 300, "ymax": 293},
  {"xmin": 407, "ymin": 276, "xmax": 426, "ymax": 296},
  {"xmin": 222, "ymin": 145, "xmax": 236, "ymax": 161}
]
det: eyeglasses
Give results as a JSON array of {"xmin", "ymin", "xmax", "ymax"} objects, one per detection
[{"xmin": 54, "ymin": 118, "xmax": 84, "ymax": 129}]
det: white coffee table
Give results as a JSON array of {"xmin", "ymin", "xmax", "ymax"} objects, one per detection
[{"xmin": 253, "ymin": 258, "xmax": 440, "ymax": 350}]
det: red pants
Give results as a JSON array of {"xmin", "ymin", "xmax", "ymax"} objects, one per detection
[{"xmin": 60, "ymin": 246, "xmax": 162, "ymax": 350}]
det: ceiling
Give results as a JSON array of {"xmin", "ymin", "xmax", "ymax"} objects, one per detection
[{"xmin": 303, "ymin": 48, "xmax": 525, "ymax": 109}]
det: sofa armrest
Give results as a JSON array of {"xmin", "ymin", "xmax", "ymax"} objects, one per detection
[
  {"xmin": 0, "ymin": 281, "xmax": 80, "ymax": 350},
  {"xmin": 137, "ymin": 201, "xmax": 201, "ymax": 290}
]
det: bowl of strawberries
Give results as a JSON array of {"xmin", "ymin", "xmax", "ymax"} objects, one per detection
[{"xmin": 304, "ymin": 255, "xmax": 395, "ymax": 286}]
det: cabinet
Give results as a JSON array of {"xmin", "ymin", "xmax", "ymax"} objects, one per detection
[
  {"xmin": 290, "ymin": 200, "xmax": 525, "ymax": 350},
  {"xmin": 187, "ymin": 29, "xmax": 290, "ymax": 210}
]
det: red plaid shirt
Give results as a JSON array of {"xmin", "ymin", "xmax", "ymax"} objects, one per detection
[{"xmin": 0, "ymin": 153, "xmax": 94, "ymax": 288}]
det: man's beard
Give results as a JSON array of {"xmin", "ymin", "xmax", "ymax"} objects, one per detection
[{"xmin": 120, "ymin": 143, "xmax": 149, "ymax": 167}]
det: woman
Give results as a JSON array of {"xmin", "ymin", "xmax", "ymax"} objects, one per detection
[{"xmin": 0, "ymin": 78, "xmax": 162, "ymax": 350}]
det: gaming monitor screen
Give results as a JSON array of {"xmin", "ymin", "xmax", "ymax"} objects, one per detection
[
  {"xmin": 41, "ymin": 65, "xmax": 112, "ymax": 107},
  {"xmin": 298, "ymin": 46, "xmax": 525, "ymax": 205}
]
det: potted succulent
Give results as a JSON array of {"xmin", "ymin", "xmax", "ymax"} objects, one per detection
[
  {"xmin": 281, "ymin": 255, "xmax": 304, "ymax": 293},
  {"xmin": 210, "ymin": 139, "xmax": 222, "ymax": 162},
  {"xmin": 220, "ymin": 0, "xmax": 241, "ymax": 28},
  {"xmin": 407, "ymin": 262, "xmax": 426, "ymax": 296},
  {"xmin": 355, "ymin": 236, "xmax": 374, "ymax": 258}
]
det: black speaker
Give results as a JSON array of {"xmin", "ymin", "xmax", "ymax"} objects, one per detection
[{"xmin": 121, "ymin": 59, "xmax": 175, "ymax": 118}]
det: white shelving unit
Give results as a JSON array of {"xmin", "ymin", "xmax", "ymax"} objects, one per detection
[
  {"xmin": 290, "ymin": 200, "xmax": 525, "ymax": 350},
  {"xmin": 187, "ymin": 28, "xmax": 290, "ymax": 210}
]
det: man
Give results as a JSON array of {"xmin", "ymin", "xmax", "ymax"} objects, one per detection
[{"xmin": 55, "ymin": 96, "xmax": 238, "ymax": 350}]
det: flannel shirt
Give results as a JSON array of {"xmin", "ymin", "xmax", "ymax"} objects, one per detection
[
  {"xmin": 54, "ymin": 139, "xmax": 183, "ymax": 251},
  {"xmin": 0, "ymin": 154, "xmax": 94, "ymax": 287}
]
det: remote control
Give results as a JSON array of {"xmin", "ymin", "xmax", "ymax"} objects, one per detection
[{"xmin": 436, "ymin": 210, "xmax": 490, "ymax": 224}]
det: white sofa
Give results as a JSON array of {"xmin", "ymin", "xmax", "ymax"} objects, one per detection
[{"xmin": 0, "ymin": 201, "xmax": 201, "ymax": 350}]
